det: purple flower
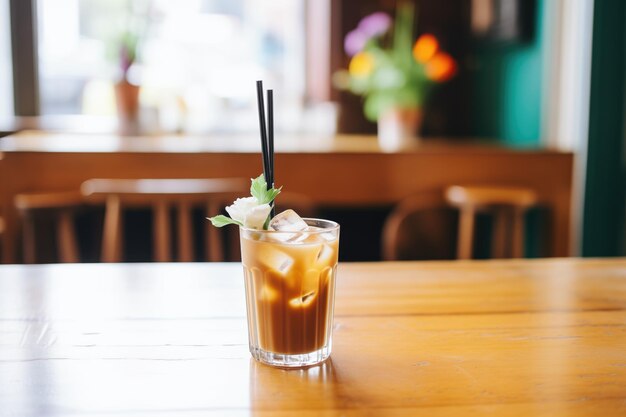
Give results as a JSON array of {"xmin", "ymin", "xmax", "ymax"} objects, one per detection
[
  {"xmin": 119, "ymin": 46, "xmax": 132, "ymax": 75},
  {"xmin": 358, "ymin": 12, "xmax": 392, "ymax": 38},
  {"xmin": 344, "ymin": 29, "xmax": 368, "ymax": 57}
]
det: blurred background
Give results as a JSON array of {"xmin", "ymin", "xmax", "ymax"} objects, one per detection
[{"xmin": 0, "ymin": 0, "xmax": 624, "ymax": 263}]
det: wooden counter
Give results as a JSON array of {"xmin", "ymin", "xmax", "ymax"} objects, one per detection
[{"xmin": 0, "ymin": 131, "xmax": 574, "ymax": 263}]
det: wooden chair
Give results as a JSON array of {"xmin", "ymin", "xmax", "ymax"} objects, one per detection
[
  {"xmin": 81, "ymin": 178, "xmax": 249, "ymax": 263},
  {"xmin": 14, "ymin": 191, "xmax": 85, "ymax": 263},
  {"xmin": 382, "ymin": 190, "xmax": 453, "ymax": 261},
  {"xmin": 445, "ymin": 185, "xmax": 538, "ymax": 259}
]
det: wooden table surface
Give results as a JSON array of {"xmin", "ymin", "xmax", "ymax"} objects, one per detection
[
  {"xmin": 1, "ymin": 258, "xmax": 624, "ymax": 416},
  {"xmin": 0, "ymin": 131, "xmax": 573, "ymax": 263}
]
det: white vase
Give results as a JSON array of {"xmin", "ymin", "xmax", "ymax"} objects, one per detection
[{"xmin": 377, "ymin": 108, "xmax": 422, "ymax": 151}]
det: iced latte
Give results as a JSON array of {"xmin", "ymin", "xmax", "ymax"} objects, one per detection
[
  {"xmin": 209, "ymin": 175, "xmax": 340, "ymax": 368},
  {"xmin": 240, "ymin": 215, "xmax": 339, "ymax": 367}
]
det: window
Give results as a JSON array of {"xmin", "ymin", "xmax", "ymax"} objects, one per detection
[
  {"xmin": 36, "ymin": 0, "xmax": 310, "ymax": 133},
  {"xmin": 0, "ymin": 0, "xmax": 13, "ymax": 119}
]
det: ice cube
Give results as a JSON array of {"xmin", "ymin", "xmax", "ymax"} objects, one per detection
[
  {"xmin": 277, "ymin": 257, "xmax": 293, "ymax": 273},
  {"xmin": 270, "ymin": 209, "xmax": 308, "ymax": 232},
  {"xmin": 297, "ymin": 226, "xmax": 334, "ymax": 245},
  {"xmin": 267, "ymin": 210, "xmax": 309, "ymax": 243},
  {"xmin": 289, "ymin": 291, "xmax": 317, "ymax": 308},
  {"xmin": 316, "ymin": 244, "xmax": 335, "ymax": 266},
  {"xmin": 258, "ymin": 284, "xmax": 279, "ymax": 302},
  {"xmin": 302, "ymin": 268, "xmax": 321, "ymax": 294},
  {"xmin": 320, "ymin": 266, "xmax": 333, "ymax": 286},
  {"xmin": 287, "ymin": 227, "xmax": 324, "ymax": 244},
  {"xmin": 300, "ymin": 227, "xmax": 326, "ymax": 244},
  {"xmin": 268, "ymin": 212, "xmax": 327, "ymax": 245},
  {"xmin": 257, "ymin": 246, "xmax": 294, "ymax": 277},
  {"xmin": 265, "ymin": 231, "xmax": 299, "ymax": 243},
  {"xmin": 267, "ymin": 231, "xmax": 307, "ymax": 244}
]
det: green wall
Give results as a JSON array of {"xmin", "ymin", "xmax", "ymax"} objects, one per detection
[
  {"xmin": 470, "ymin": 0, "xmax": 545, "ymax": 145},
  {"xmin": 582, "ymin": 0, "xmax": 626, "ymax": 257}
]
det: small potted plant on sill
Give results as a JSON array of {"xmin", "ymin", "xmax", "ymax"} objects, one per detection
[
  {"xmin": 114, "ymin": 31, "xmax": 141, "ymax": 135},
  {"xmin": 334, "ymin": 2, "xmax": 457, "ymax": 150}
]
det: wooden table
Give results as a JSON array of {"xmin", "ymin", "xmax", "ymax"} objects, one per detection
[
  {"xmin": 1, "ymin": 258, "xmax": 624, "ymax": 416},
  {"xmin": 0, "ymin": 131, "xmax": 574, "ymax": 263}
]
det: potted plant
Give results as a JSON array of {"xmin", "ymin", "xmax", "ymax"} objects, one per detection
[
  {"xmin": 335, "ymin": 2, "xmax": 457, "ymax": 150},
  {"xmin": 114, "ymin": 31, "xmax": 141, "ymax": 135}
]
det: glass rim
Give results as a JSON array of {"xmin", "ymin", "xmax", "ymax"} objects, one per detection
[{"xmin": 239, "ymin": 217, "xmax": 340, "ymax": 234}]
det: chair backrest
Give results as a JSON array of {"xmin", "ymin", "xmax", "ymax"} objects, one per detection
[
  {"xmin": 14, "ymin": 191, "xmax": 85, "ymax": 263},
  {"xmin": 444, "ymin": 185, "xmax": 538, "ymax": 259},
  {"xmin": 382, "ymin": 190, "xmax": 452, "ymax": 261},
  {"xmin": 81, "ymin": 178, "xmax": 249, "ymax": 262}
]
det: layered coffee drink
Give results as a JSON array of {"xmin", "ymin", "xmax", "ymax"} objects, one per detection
[
  {"xmin": 209, "ymin": 175, "xmax": 340, "ymax": 368},
  {"xmin": 240, "ymin": 213, "xmax": 340, "ymax": 367}
]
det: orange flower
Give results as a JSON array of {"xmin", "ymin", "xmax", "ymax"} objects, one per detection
[
  {"xmin": 349, "ymin": 52, "xmax": 375, "ymax": 77},
  {"xmin": 413, "ymin": 34, "xmax": 439, "ymax": 63},
  {"xmin": 425, "ymin": 52, "xmax": 457, "ymax": 82}
]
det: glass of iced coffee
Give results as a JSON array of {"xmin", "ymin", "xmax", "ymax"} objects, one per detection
[
  {"xmin": 209, "ymin": 174, "xmax": 339, "ymax": 368},
  {"xmin": 240, "ymin": 213, "xmax": 339, "ymax": 368}
]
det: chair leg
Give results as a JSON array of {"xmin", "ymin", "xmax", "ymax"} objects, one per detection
[
  {"xmin": 102, "ymin": 196, "xmax": 122, "ymax": 262},
  {"xmin": 491, "ymin": 209, "xmax": 509, "ymax": 259},
  {"xmin": 153, "ymin": 201, "xmax": 171, "ymax": 262},
  {"xmin": 511, "ymin": 208, "xmax": 526, "ymax": 258},
  {"xmin": 206, "ymin": 201, "xmax": 224, "ymax": 262},
  {"xmin": 177, "ymin": 201, "xmax": 193, "ymax": 262},
  {"xmin": 22, "ymin": 214, "xmax": 37, "ymax": 264},
  {"xmin": 57, "ymin": 211, "xmax": 79, "ymax": 263},
  {"xmin": 457, "ymin": 207, "xmax": 475, "ymax": 260}
]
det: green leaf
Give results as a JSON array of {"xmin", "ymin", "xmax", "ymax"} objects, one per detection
[
  {"xmin": 250, "ymin": 174, "xmax": 268, "ymax": 202},
  {"xmin": 208, "ymin": 215, "xmax": 242, "ymax": 228},
  {"xmin": 249, "ymin": 174, "xmax": 282, "ymax": 204},
  {"xmin": 393, "ymin": 1, "xmax": 415, "ymax": 68},
  {"xmin": 265, "ymin": 186, "xmax": 282, "ymax": 204}
]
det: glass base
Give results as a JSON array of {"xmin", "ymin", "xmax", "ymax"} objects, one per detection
[{"xmin": 250, "ymin": 344, "xmax": 331, "ymax": 368}]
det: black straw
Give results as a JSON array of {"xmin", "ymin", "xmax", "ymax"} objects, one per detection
[
  {"xmin": 256, "ymin": 81, "xmax": 276, "ymax": 217},
  {"xmin": 255, "ymin": 80, "xmax": 270, "ymax": 186},
  {"xmin": 267, "ymin": 89, "xmax": 275, "ymax": 217},
  {"xmin": 267, "ymin": 90, "xmax": 274, "ymax": 187}
]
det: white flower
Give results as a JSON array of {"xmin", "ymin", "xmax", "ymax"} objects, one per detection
[{"xmin": 225, "ymin": 197, "xmax": 272, "ymax": 229}]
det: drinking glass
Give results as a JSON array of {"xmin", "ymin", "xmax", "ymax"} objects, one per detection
[{"xmin": 240, "ymin": 219, "xmax": 340, "ymax": 368}]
